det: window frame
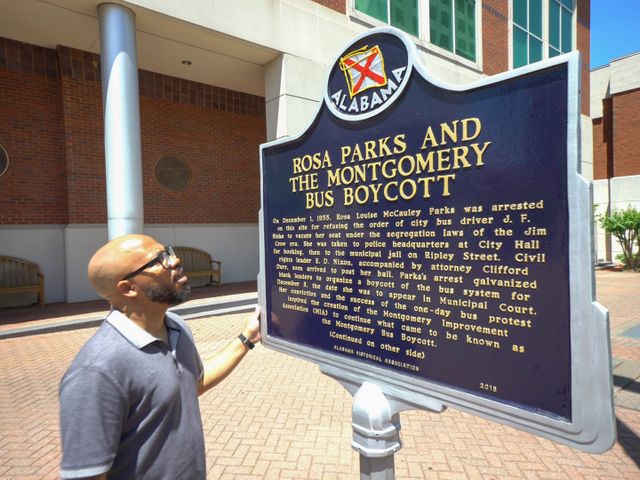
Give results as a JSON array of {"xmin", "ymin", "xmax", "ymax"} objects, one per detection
[
  {"xmin": 509, "ymin": 0, "xmax": 576, "ymax": 69},
  {"xmin": 350, "ymin": 0, "xmax": 482, "ymax": 70}
]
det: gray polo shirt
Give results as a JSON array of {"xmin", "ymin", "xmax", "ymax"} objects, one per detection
[{"xmin": 59, "ymin": 310, "xmax": 206, "ymax": 479}]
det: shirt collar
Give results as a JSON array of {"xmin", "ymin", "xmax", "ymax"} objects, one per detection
[{"xmin": 107, "ymin": 309, "xmax": 181, "ymax": 350}]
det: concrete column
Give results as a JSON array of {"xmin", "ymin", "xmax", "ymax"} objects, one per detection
[
  {"xmin": 592, "ymin": 179, "xmax": 610, "ymax": 263},
  {"xmin": 98, "ymin": 3, "xmax": 144, "ymax": 239},
  {"xmin": 264, "ymin": 53, "xmax": 326, "ymax": 141},
  {"xmin": 580, "ymin": 114, "xmax": 594, "ymax": 180}
]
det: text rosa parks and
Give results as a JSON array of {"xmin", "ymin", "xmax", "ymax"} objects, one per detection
[{"xmin": 286, "ymin": 117, "xmax": 491, "ymax": 209}]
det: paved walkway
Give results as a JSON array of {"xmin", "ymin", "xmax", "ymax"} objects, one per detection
[
  {"xmin": 0, "ymin": 281, "xmax": 258, "ymax": 335},
  {"xmin": 0, "ymin": 272, "xmax": 638, "ymax": 479}
]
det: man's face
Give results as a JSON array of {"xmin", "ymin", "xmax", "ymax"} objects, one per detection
[{"xmin": 123, "ymin": 238, "xmax": 192, "ymax": 306}]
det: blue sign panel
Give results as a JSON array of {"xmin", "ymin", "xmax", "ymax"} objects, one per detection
[{"xmin": 260, "ymin": 29, "xmax": 614, "ymax": 451}]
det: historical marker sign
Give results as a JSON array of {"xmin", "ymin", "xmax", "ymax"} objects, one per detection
[{"xmin": 259, "ymin": 27, "xmax": 615, "ymax": 453}]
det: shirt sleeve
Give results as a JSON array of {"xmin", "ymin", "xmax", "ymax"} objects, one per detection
[{"xmin": 59, "ymin": 366, "xmax": 126, "ymax": 479}]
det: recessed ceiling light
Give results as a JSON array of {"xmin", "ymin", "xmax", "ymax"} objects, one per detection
[{"xmin": 181, "ymin": 60, "xmax": 192, "ymax": 65}]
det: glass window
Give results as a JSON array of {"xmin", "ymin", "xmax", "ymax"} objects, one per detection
[
  {"xmin": 529, "ymin": 0, "xmax": 542, "ymax": 37},
  {"xmin": 514, "ymin": 0, "xmax": 527, "ymax": 26},
  {"xmin": 513, "ymin": 27, "xmax": 528, "ymax": 68},
  {"xmin": 355, "ymin": 0, "xmax": 388, "ymax": 22},
  {"xmin": 430, "ymin": 0, "xmax": 476, "ymax": 61},
  {"xmin": 355, "ymin": 0, "xmax": 477, "ymax": 62},
  {"xmin": 430, "ymin": 0, "xmax": 453, "ymax": 51},
  {"xmin": 356, "ymin": 0, "xmax": 419, "ymax": 32},
  {"xmin": 513, "ymin": 0, "xmax": 573, "ymax": 67},
  {"xmin": 513, "ymin": 0, "xmax": 543, "ymax": 66},
  {"xmin": 529, "ymin": 36, "xmax": 542, "ymax": 62},
  {"xmin": 391, "ymin": 0, "xmax": 419, "ymax": 36},
  {"xmin": 455, "ymin": 0, "xmax": 476, "ymax": 60},
  {"xmin": 549, "ymin": 0, "xmax": 560, "ymax": 48},
  {"xmin": 561, "ymin": 6, "xmax": 572, "ymax": 52}
]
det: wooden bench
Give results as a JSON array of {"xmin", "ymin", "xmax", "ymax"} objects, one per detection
[
  {"xmin": 0, "ymin": 256, "xmax": 45, "ymax": 306},
  {"xmin": 173, "ymin": 246, "xmax": 221, "ymax": 288}
]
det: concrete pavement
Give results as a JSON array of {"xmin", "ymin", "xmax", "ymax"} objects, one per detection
[{"xmin": 0, "ymin": 272, "xmax": 638, "ymax": 479}]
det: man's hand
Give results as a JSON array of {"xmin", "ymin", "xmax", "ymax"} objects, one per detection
[{"xmin": 241, "ymin": 306, "xmax": 261, "ymax": 345}]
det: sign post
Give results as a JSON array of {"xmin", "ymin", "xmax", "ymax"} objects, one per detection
[
  {"xmin": 321, "ymin": 364, "xmax": 445, "ymax": 479},
  {"xmin": 258, "ymin": 27, "xmax": 615, "ymax": 471}
]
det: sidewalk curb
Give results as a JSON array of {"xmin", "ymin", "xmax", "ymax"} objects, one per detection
[{"xmin": 0, "ymin": 295, "xmax": 258, "ymax": 340}]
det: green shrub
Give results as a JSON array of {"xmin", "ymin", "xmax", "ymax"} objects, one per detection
[
  {"xmin": 616, "ymin": 252, "xmax": 629, "ymax": 264},
  {"xmin": 599, "ymin": 206, "xmax": 640, "ymax": 271}
]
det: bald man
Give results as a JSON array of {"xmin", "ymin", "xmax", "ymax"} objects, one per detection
[{"xmin": 59, "ymin": 234, "xmax": 260, "ymax": 480}]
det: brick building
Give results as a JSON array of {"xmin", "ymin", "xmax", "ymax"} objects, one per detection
[
  {"xmin": 0, "ymin": 0, "xmax": 592, "ymax": 304},
  {"xmin": 591, "ymin": 52, "xmax": 640, "ymax": 262}
]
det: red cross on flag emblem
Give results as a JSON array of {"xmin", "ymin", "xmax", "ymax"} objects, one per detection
[{"xmin": 339, "ymin": 45, "xmax": 387, "ymax": 98}]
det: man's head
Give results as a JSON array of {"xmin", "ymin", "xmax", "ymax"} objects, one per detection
[{"xmin": 88, "ymin": 234, "xmax": 191, "ymax": 310}]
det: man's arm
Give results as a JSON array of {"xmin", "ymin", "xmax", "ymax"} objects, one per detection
[{"xmin": 198, "ymin": 307, "xmax": 261, "ymax": 395}]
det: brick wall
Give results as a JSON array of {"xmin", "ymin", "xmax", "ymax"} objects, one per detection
[
  {"xmin": 593, "ymin": 88, "xmax": 640, "ymax": 180},
  {"xmin": 592, "ymin": 118, "xmax": 604, "ymax": 179},
  {"xmin": 0, "ymin": 38, "xmax": 67, "ymax": 224},
  {"xmin": 140, "ymin": 97, "xmax": 263, "ymax": 224},
  {"xmin": 481, "ymin": 0, "xmax": 509, "ymax": 75},
  {"xmin": 592, "ymin": 97, "xmax": 614, "ymax": 181},
  {"xmin": 612, "ymin": 88, "xmax": 640, "ymax": 177},
  {"xmin": 577, "ymin": 0, "xmax": 590, "ymax": 115},
  {"xmin": 59, "ymin": 75, "xmax": 106, "ymax": 224},
  {"xmin": 312, "ymin": 0, "xmax": 346, "ymax": 14},
  {"xmin": 0, "ymin": 38, "xmax": 266, "ymax": 225}
]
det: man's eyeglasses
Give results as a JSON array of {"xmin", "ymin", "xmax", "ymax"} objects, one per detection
[{"xmin": 121, "ymin": 246, "xmax": 177, "ymax": 281}]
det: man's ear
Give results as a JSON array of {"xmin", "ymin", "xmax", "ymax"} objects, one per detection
[{"xmin": 116, "ymin": 280, "xmax": 139, "ymax": 298}]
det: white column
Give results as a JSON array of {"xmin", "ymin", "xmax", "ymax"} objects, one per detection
[
  {"xmin": 592, "ymin": 179, "xmax": 610, "ymax": 263},
  {"xmin": 580, "ymin": 114, "xmax": 594, "ymax": 180},
  {"xmin": 264, "ymin": 53, "xmax": 326, "ymax": 141},
  {"xmin": 98, "ymin": 3, "xmax": 144, "ymax": 239}
]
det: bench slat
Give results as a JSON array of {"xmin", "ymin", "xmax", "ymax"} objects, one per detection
[
  {"xmin": 173, "ymin": 247, "xmax": 221, "ymax": 288},
  {"xmin": 0, "ymin": 256, "xmax": 45, "ymax": 306}
]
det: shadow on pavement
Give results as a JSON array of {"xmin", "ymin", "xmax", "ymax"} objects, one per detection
[
  {"xmin": 614, "ymin": 375, "xmax": 640, "ymax": 395},
  {"xmin": 616, "ymin": 416, "xmax": 640, "ymax": 468}
]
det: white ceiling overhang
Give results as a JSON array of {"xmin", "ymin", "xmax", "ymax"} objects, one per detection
[{"xmin": 0, "ymin": 0, "xmax": 281, "ymax": 96}]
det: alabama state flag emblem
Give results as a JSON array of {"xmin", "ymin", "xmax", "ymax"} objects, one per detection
[{"xmin": 339, "ymin": 45, "xmax": 387, "ymax": 98}]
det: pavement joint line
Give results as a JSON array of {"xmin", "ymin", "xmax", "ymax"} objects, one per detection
[
  {"xmin": 0, "ymin": 317, "xmax": 105, "ymax": 339},
  {"xmin": 175, "ymin": 292, "xmax": 258, "ymax": 309},
  {"xmin": 182, "ymin": 303, "xmax": 258, "ymax": 320},
  {"xmin": 0, "ymin": 296, "xmax": 258, "ymax": 339}
]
